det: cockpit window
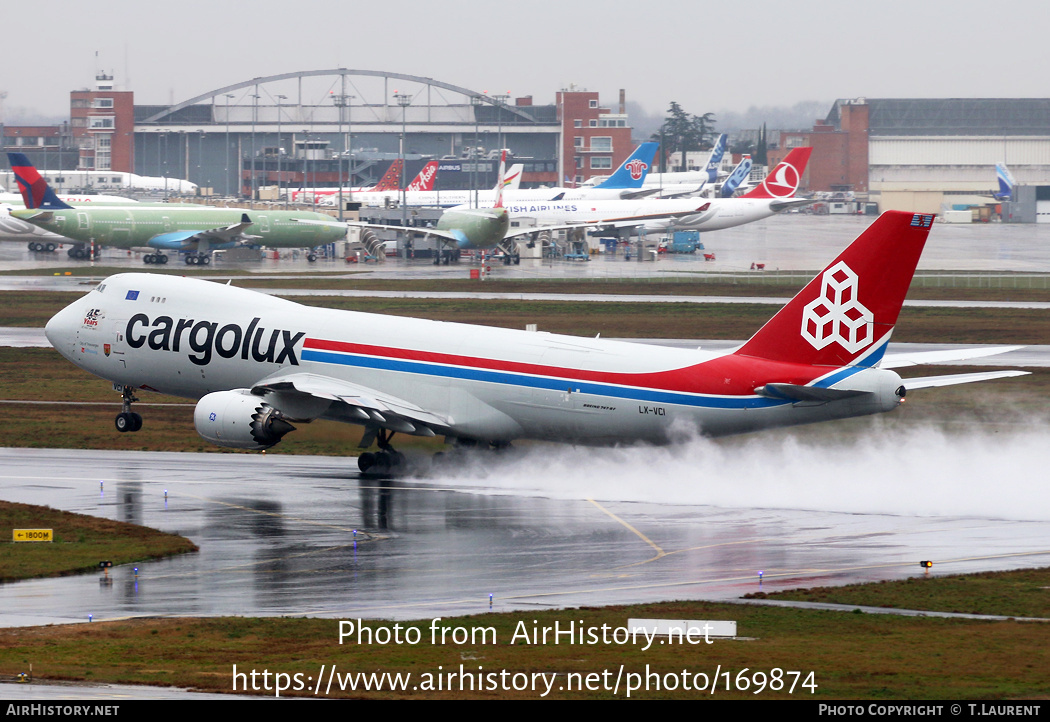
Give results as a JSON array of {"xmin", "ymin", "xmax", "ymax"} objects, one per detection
[{"xmin": 97, "ymin": 283, "xmax": 106, "ymax": 293}]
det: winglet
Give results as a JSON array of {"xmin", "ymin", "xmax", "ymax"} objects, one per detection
[
  {"xmin": 743, "ymin": 147, "xmax": 813, "ymax": 199},
  {"xmin": 7, "ymin": 153, "xmax": 74, "ymax": 210},
  {"xmin": 735, "ymin": 211, "xmax": 935, "ymax": 368}
]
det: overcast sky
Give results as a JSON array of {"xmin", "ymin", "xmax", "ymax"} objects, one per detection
[{"xmin": 2, "ymin": 0, "xmax": 1045, "ymax": 122}]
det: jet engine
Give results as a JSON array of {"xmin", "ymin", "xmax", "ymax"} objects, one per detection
[{"xmin": 193, "ymin": 389, "xmax": 296, "ymax": 450}]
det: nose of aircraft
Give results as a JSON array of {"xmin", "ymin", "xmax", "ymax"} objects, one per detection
[{"xmin": 45, "ymin": 301, "xmax": 80, "ymax": 358}]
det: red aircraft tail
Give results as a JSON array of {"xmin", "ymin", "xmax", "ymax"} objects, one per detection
[
  {"xmin": 735, "ymin": 211, "xmax": 934, "ymax": 368},
  {"xmin": 743, "ymin": 147, "xmax": 813, "ymax": 199},
  {"xmin": 405, "ymin": 161, "xmax": 438, "ymax": 192},
  {"xmin": 371, "ymin": 159, "xmax": 404, "ymax": 191}
]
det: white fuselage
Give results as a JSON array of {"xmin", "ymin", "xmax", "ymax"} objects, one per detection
[
  {"xmin": 469, "ymin": 197, "xmax": 783, "ymax": 233},
  {"xmin": 46, "ymin": 273, "xmax": 900, "ymax": 447}
]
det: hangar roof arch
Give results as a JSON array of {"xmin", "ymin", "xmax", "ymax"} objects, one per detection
[{"xmin": 140, "ymin": 69, "xmax": 542, "ymax": 125}]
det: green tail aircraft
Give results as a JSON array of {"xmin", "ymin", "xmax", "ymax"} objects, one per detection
[{"xmin": 7, "ymin": 152, "xmax": 347, "ymax": 265}]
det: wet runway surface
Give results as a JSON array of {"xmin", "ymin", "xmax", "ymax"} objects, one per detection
[{"xmin": 2, "ymin": 445, "xmax": 1048, "ymax": 627}]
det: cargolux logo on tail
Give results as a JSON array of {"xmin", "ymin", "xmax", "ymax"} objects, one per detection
[
  {"xmin": 761, "ymin": 162, "xmax": 801, "ymax": 198},
  {"xmin": 625, "ymin": 159, "xmax": 648, "ymax": 181},
  {"xmin": 800, "ymin": 262, "xmax": 873, "ymax": 353}
]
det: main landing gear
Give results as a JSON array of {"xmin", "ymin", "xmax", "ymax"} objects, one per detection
[
  {"xmin": 143, "ymin": 253, "xmax": 169, "ymax": 264},
  {"xmin": 27, "ymin": 241, "xmax": 57, "ymax": 253},
  {"xmin": 184, "ymin": 253, "xmax": 211, "ymax": 266},
  {"xmin": 357, "ymin": 429, "xmax": 405, "ymax": 475},
  {"xmin": 433, "ymin": 248, "xmax": 461, "ymax": 265},
  {"xmin": 114, "ymin": 385, "xmax": 143, "ymax": 433}
]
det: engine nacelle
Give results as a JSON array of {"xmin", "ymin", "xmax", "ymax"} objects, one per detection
[{"xmin": 194, "ymin": 389, "xmax": 296, "ymax": 450}]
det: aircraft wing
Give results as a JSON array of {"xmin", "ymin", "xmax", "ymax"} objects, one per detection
[
  {"xmin": 900, "ymin": 370, "xmax": 1029, "ymax": 390},
  {"xmin": 503, "ymin": 204, "xmax": 715, "ymax": 240},
  {"xmin": 769, "ymin": 198, "xmax": 819, "ymax": 213},
  {"xmin": 338, "ymin": 220, "xmax": 465, "ymax": 243},
  {"xmin": 880, "ymin": 345, "xmax": 1024, "ymax": 369},
  {"xmin": 250, "ymin": 371, "xmax": 450, "ymax": 437},
  {"xmin": 654, "ymin": 186, "xmax": 705, "ymax": 200},
  {"xmin": 148, "ymin": 213, "xmax": 259, "ymax": 250},
  {"xmin": 619, "ymin": 188, "xmax": 665, "ymax": 200}
]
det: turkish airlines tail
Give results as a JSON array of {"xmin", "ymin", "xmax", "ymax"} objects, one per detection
[
  {"xmin": 735, "ymin": 211, "xmax": 934, "ymax": 368},
  {"xmin": 405, "ymin": 161, "xmax": 439, "ymax": 192},
  {"xmin": 743, "ymin": 147, "xmax": 813, "ymax": 199}
]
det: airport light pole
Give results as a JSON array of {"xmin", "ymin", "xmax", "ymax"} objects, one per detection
[
  {"xmin": 276, "ymin": 94, "xmax": 286, "ymax": 207},
  {"xmin": 470, "ymin": 95, "xmax": 483, "ymax": 208},
  {"xmin": 395, "ymin": 92, "xmax": 411, "ymax": 229},
  {"xmin": 224, "ymin": 94, "xmax": 234, "ymax": 196},
  {"xmin": 197, "ymin": 130, "xmax": 204, "ymax": 193},
  {"xmin": 250, "ymin": 91, "xmax": 260, "ymax": 206},
  {"xmin": 493, "ymin": 93, "xmax": 509, "ymax": 158},
  {"xmin": 332, "ymin": 92, "xmax": 354, "ymax": 221}
]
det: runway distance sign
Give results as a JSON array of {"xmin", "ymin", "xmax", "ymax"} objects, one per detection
[{"xmin": 13, "ymin": 529, "xmax": 52, "ymax": 542}]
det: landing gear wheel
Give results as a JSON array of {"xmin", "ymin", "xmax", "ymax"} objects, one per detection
[
  {"xmin": 200, "ymin": 254, "xmax": 211, "ymax": 266},
  {"xmin": 115, "ymin": 386, "xmax": 141, "ymax": 433},
  {"xmin": 45, "ymin": 242, "xmax": 56, "ymax": 252},
  {"xmin": 359, "ymin": 429, "xmax": 407, "ymax": 475},
  {"xmin": 158, "ymin": 253, "xmax": 169, "ymax": 264},
  {"xmin": 115, "ymin": 412, "xmax": 133, "ymax": 433},
  {"xmin": 307, "ymin": 253, "xmax": 317, "ymax": 262},
  {"xmin": 357, "ymin": 452, "xmax": 377, "ymax": 473},
  {"xmin": 185, "ymin": 255, "xmax": 197, "ymax": 265}
]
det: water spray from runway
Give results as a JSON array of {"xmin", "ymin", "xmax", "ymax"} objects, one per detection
[{"xmin": 430, "ymin": 422, "xmax": 1050, "ymax": 522}]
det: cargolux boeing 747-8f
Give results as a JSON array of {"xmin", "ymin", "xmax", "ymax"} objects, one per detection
[{"xmin": 45, "ymin": 211, "xmax": 1025, "ymax": 474}]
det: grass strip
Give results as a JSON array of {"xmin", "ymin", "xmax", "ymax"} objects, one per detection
[
  {"xmin": 0, "ymin": 591, "xmax": 1046, "ymax": 698},
  {"xmin": 0, "ymin": 500, "xmax": 197, "ymax": 582}
]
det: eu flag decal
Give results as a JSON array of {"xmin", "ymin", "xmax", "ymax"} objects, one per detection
[{"xmin": 126, "ymin": 290, "xmax": 140, "ymax": 300}]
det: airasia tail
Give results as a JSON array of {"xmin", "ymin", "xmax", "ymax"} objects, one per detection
[{"xmin": 405, "ymin": 161, "xmax": 439, "ymax": 192}]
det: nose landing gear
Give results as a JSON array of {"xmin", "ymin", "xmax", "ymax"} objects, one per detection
[{"xmin": 114, "ymin": 385, "xmax": 143, "ymax": 433}]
